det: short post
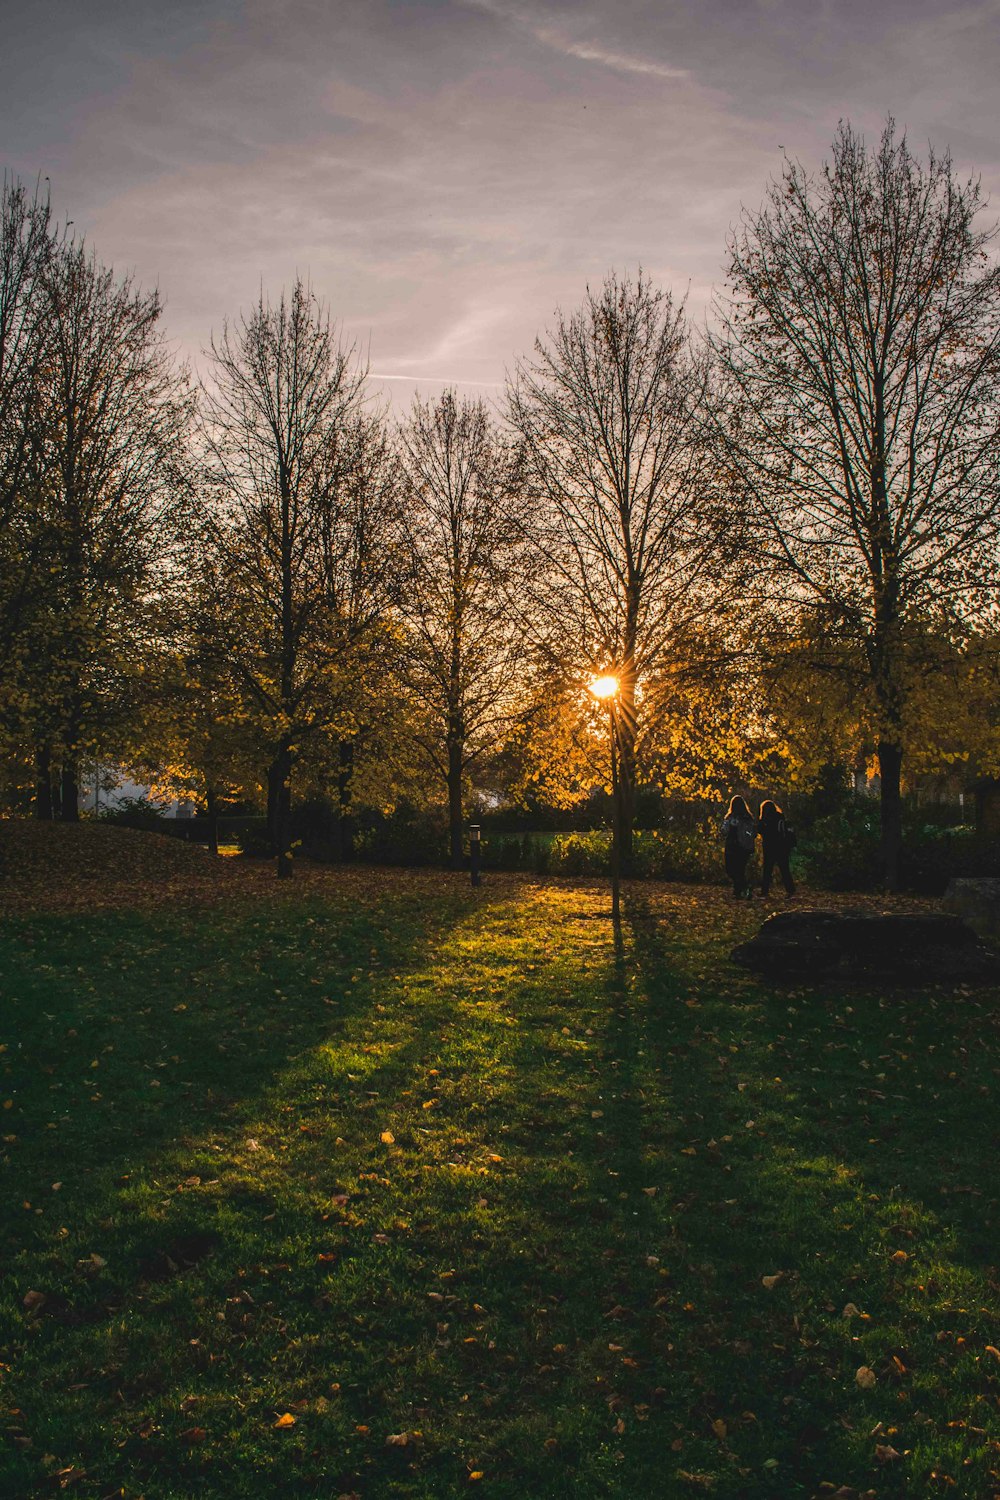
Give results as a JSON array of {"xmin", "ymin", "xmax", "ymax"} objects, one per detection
[{"xmin": 469, "ymin": 823, "xmax": 482, "ymax": 887}]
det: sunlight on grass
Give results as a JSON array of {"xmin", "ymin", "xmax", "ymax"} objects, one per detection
[{"xmin": 2, "ymin": 874, "xmax": 998, "ymax": 1498}]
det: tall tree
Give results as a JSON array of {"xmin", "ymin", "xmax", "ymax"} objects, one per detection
[
  {"xmin": 508, "ymin": 270, "xmax": 716, "ymax": 865},
  {"xmin": 19, "ymin": 239, "xmax": 190, "ymax": 819},
  {"xmin": 394, "ymin": 390, "xmax": 525, "ymax": 869},
  {"xmin": 714, "ymin": 120, "xmax": 1000, "ymax": 888},
  {"xmin": 200, "ymin": 278, "xmax": 381, "ymax": 876},
  {"xmin": 0, "ymin": 175, "xmax": 55, "ymax": 759}
]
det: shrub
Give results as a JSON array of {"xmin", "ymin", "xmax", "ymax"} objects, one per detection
[
  {"xmin": 488, "ymin": 824, "xmax": 727, "ymax": 882},
  {"xmin": 97, "ymin": 795, "xmax": 171, "ymax": 832},
  {"xmin": 547, "ymin": 830, "xmax": 613, "ymax": 875},
  {"xmin": 481, "ymin": 833, "xmax": 552, "ymax": 872},
  {"xmin": 631, "ymin": 824, "xmax": 723, "ymax": 883},
  {"xmin": 901, "ymin": 823, "xmax": 1000, "ymax": 895},
  {"xmin": 794, "ymin": 804, "xmax": 992, "ymax": 893},
  {"xmin": 233, "ymin": 819, "xmax": 272, "ymax": 858},
  {"xmin": 354, "ymin": 804, "xmax": 448, "ymax": 867},
  {"xmin": 796, "ymin": 805, "xmax": 883, "ymax": 892}
]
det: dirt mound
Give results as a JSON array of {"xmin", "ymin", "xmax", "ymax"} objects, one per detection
[{"xmin": 0, "ymin": 820, "xmax": 235, "ymax": 912}]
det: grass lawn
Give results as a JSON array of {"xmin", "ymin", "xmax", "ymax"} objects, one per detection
[{"xmin": 1, "ymin": 839, "xmax": 999, "ymax": 1498}]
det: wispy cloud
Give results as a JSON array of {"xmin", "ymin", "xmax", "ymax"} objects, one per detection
[
  {"xmin": 461, "ymin": 0, "xmax": 689, "ymax": 80},
  {"xmin": 371, "ymin": 373, "xmax": 503, "ymax": 386}
]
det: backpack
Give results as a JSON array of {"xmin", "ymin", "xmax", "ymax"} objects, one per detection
[{"xmin": 725, "ymin": 816, "xmax": 755, "ymax": 854}]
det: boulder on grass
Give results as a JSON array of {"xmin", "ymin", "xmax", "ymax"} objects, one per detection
[
  {"xmin": 942, "ymin": 878, "xmax": 1000, "ymax": 939},
  {"xmin": 731, "ymin": 908, "xmax": 992, "ymax": 982}
]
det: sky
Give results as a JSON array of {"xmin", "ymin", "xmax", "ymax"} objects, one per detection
[{"xmin": 4, "ymin": 0, "xmax": 1000, "ymax": 411}]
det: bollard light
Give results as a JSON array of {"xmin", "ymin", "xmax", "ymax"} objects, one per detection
[{"xmin": 469, "ymin": 823, "xmax": 482, "ymax": 888}]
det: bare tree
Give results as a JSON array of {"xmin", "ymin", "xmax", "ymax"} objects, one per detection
[
  {"xmin": 508, "ymin": 270, "xmax": 716, "ymax": 865},
  {"xmin": 0, "ymin": 176, "xmax": 55, "ymax": 714},
  {"xmin": 21, "ymin": 239, "xmax": 190, "ymax": 819},
  {"xmin": 200, "ymin": 278, "xmax": 379, "ymax": 876},
  {"xmin": 394, "ymin": 390, "xmax": 526, "ymax": 869},
  {"xmin": 316, "ymin": 410, "xmax": 399, "ymax": 859},
  {"xmin": 713, "ymin": 120, "xmax": 1000, "ymax": 888}
]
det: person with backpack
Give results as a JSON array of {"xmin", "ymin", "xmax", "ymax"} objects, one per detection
[
  {"xmin": 722, "ymin": 795, "xmax": 756, "ymax": 898},
  {"xmin": 757, "ymin": 799, "xmax": 796, "ymax": 898}
]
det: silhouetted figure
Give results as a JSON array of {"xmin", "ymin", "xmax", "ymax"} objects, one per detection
[
  {"xmin": 758, "ymin": 799, "xmax": 796, "ymax": 897},
  {"xmin": 722, "ymin": 794, "xmax": 756, "ymax": 898}
]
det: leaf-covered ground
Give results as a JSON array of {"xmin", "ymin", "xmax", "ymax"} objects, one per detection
[{"xmin": 1, "ymin": 841, "xmax": 999, "ymax": 1497}]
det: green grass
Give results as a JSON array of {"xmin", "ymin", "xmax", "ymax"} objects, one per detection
[{"xmin": 1, "ymin": 869, "xmax": 999, "ymax": 1498}]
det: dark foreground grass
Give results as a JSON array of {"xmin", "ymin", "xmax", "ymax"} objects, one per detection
[{"xmin": 1, "ymin": 865, "xmax": 999, "ymax": 1498}]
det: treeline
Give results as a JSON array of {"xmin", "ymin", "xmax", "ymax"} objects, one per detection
[{"xmin": 2, "ymin": 120, "xmax": 1000, "ymax": 890}]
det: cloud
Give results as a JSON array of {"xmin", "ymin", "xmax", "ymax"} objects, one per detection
[
  {"xmin": 460, "ymin": 0, "xmax": 689, "ymax": 80},
  {"xmin": 5, "ymin": 0, "xmax": 998, "ymax": 419},
  {"xmin": 370, "ymin": 373, "xmax": 503, "ymax": 386}
]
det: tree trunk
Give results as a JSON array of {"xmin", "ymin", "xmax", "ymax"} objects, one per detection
[
  {"xmin": 35, "ymin": 745, "xmax": 54, "ymax": 820},
  {"xmin": 60, "ymin": 761, "xmax": 80, "ymax": 822},
  {"xmin": 447, "ymin": 735, "xmax": 464, "ymax": 871},
  {"xmin": 267, "ymin": 747, "xmax": 294, "ymax": 879},
  {"xmin": 206, "ymin": 785, "xmax": 220, "ymax": 857},
  {"xmin": 877, "ymin": 739, "xmax": 903, "ymax": 893},
  {"xmin": 266, "ymin": 762, "xmax": 281, "ymax": 854},
  {"xmin": 337, "ymin": 738, "xmax": 355, "ymax": 862},
  {"xmin": 616, "ymin": 722, "xmax": 636, "ymax": 874}
]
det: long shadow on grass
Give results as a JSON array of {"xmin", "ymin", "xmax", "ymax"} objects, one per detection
[
  {"xmin": 5, "ymin": 878, "xmax": 998, "ymax": 1500},
  {"xmin": 618, "ymin": 886, "xmax": 1000, "ymax": 1500},
  {"xmin": 4, "ymin": 880, "xmax": 614, "ymax": 1499},
  {"xmin": 0, "ymin": 875, "xmax": 496, "ymax": 1487}
]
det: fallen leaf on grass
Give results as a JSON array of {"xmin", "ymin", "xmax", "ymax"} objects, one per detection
[
  {"xmin": 22, "ymin": 1289, "xmax": 46, "ymax": 1312},
  {"xmin": 890, "ymin": 1249, "xmax": 909, "ymax": 1264},
  {"xmin": 55, "ymin": 1468, "xmax": 86, "ymax": 1489},
  {"xmin": 380, "ymin": 1130, "xmax": 395, "ymax": 1144},
  {"xmin": 761, "ymin": 1273, "xmax": 784, "ymax": 1290},
  {"xmin": 842, "ymin": 1302, "xmax": 862, "ymax": 1318},
  {"xmin": 874, "ymin": 1443, "xmax": 902, "ymax": 1462},
  {"xmin": 180, "ymin": 1426, "xmax": 207, "ymax": 1443},
  {"xmin": 386, "ymin": 1430, "xmax": 421, "ymax": 1446},
  {"xmin": 711, "ymin": 1418, "xmax": 727, "ymax": 1440},
  {"xmin": 273, "ymin": 1413, "xmax": 297, "ymax": 1428},
  {"xmin": 856, "ymin": 1366, "xmax": 877, "ymax": 1389}
]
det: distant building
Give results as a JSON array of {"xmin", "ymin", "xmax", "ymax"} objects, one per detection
[{"xmin": 80, "ymin": 767, "xmax": 197, "ymax": 819}]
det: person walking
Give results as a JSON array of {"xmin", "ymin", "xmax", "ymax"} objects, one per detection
[
  {"xmin": 722, "ymin": 795, "xmax": 756, "ymax": 898},
  {"xmin": 758, "ymin": 799, "xmax": 796, "ymax": 898}
]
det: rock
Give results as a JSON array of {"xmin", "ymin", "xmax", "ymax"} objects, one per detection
[
  {"xmin": 942, "ymin": 877, "xmax": 1000, "ymax": 939},
  {"xmin": 731, "ymin": 908, "xmax": 993, "ymax": 982}
]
